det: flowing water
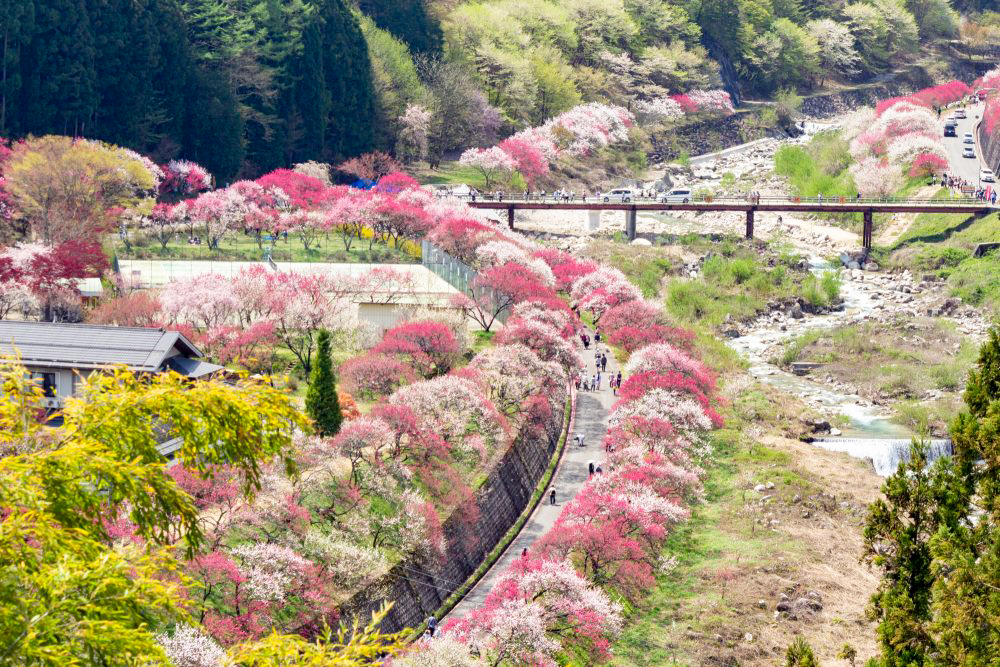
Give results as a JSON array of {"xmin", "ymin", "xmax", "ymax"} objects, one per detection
[{"xmin": 726, "ymin": 257, "xmax": 952, "ymax": 475}]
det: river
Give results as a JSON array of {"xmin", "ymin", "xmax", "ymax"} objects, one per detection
[{"xmin": 725, "ymin": 258, "xmax": 952, "ymax": 476}]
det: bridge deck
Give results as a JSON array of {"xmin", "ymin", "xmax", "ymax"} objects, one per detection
[{"xmin": 466, "ymin": 199, "xmax": 993, "ymax": 215}]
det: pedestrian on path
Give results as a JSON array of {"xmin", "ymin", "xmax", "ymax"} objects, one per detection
[
  {"xmin": 616, "ymin": 371, "xmax": 622, "ymax": 387},
  {"xmin": 594, "ymin": 373, "xmax": 601, "ymax": 390},
  {"xmin": 588, "ymin": 460, "xmax": 595, "ymax": 477},
  {"xmin": 596, "ymin": 464, "xmax": 603, "ymax": 474},
  {"xmin": 600, "ymin": 354, "xmax": 607, "ymax": 372},
  {"xmin": 549, "ymin": 488, "xmax": 556, "ymax": 505},
  {"xmin": 521, "ymin": 547, "xmax": 528, "ymax": 558},
  {"xmin": 426, "ymin": 616, "xmax": 438, "ymax": 637}
]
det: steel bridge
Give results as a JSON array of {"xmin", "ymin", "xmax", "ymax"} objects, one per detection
[{"xmin": 465, "ymin": 195, "xmax": 994, "ymax": 249}]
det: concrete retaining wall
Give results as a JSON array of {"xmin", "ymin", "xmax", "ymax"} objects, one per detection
[{"xmin": 341, "ymin": 383, "xmax": 568, "ymax": 633}]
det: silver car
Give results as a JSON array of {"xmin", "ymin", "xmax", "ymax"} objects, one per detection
[{"xmin": 600, "ymin": 188, "xmax": 636, "ymax": 203}]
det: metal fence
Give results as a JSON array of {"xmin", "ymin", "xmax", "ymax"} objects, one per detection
[{"xmin": 421, "ymin": 240, "xmax": 508, "ymax": 324}]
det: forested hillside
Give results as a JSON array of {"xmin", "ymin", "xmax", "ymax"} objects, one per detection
[{"xmin": 0, "ymin": 0, "xmax": 985, "ymax": 182}]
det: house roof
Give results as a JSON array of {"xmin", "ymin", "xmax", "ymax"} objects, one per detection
[{"xmin": 0, "ymin": 321, "xmax": 207, "ymax": 373}]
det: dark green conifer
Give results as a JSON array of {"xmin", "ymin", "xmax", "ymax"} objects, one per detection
[{"xmin": 305, "ymin": 328, "xmax": 342, "ymax": 438}]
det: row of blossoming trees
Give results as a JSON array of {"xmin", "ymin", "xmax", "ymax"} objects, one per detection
[
  {"xmin": 847, "ymin": 80, "xmax": 971, "ymax": 197},
  {"xmin": 0, "ymin": 135, "xmax": 437, "ymax": 320},
  {"xmin": 391, "ymin": 267, "xmax": 721, "ymax": 662},
  {"xmin": 456, "ymin": 96, "xmax": 729, "ymax": 191},
  {"xmin": 150, "ymin": 191, "xmax": 601, "ymax": 660}
]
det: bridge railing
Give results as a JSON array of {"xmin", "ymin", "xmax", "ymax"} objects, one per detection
[{"xmin": 455, "ymin": 193, "xmax": 993, "ymax": 207}]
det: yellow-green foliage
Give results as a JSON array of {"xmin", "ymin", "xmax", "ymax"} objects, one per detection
[
  {"xmin": 4, "ymin": 135, "xmax": 156, "ymax": 243},
  {"xmin": 0, "ymin": 361, "xmax": 333, "ymax": 665}
]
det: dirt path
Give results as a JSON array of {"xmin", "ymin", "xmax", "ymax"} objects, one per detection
[{"xmin": 875, "ymin": 184, "xmax": 941, "ymax": 246}]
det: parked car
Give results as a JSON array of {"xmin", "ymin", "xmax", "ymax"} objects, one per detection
[
  {"xmin": 963, "ymin": 146, "xmax": 976, "ymax": 158},
  {"xmin": 955, "ymin": 108, "xmax": 967, "ymax": 119},
  {"xmin": 600, "ymin": 188, "xmax": 637, "ymax": 203},
  {"xmin": 659, "ymin": 188, "xmax": 693, "ymax": 203},
  {"xmin": 982, "ymin": 169, "xmax": 996, "ymax": 183},
  {"xmin": 964, "ymin": 133, "xmax": 976, "ymax": 144}
]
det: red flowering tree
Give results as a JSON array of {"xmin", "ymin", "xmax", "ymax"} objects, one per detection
[
  {"xmin": 341, "ymin": 354, "xmax": 417, "ymax": 399},
  {"xmin": 499, "ymin": 137, "xmax": 549, "ymax": 187},
  {"xmin": 375, "ymin": 171, "xmax": 420, "ymax": 193},
  {"xmin": 909, "ymin": 153, "xmax": 948, "ymax": 179},
  {"xmin": 372, "ymin": 320, "xmax": 461, "ymax": 377},
  {"xmin": 428, "ymin": 217, "xmax": 498, "ymax": 264},
  {"xmin": 256, "ymin": 169, "xmax": 332, "ymax": 211},
  {"xmin": 454, "ymin": 262, "xmax": 554, "ymax": 331},
  {"xmin": 494, "ymin": 318, "xmax": 580, "ymax": 369}
]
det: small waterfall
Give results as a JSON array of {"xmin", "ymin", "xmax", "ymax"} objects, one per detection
[{"xmin": 810, "ymin": 438, "xmax": 953, "ymax": 477}]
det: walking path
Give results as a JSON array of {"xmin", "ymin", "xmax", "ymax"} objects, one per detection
[{"xmin": 446, "ymin": 337, "xmax": 619, "ymax": 621}]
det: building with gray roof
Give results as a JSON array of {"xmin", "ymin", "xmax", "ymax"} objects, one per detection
[{"xmin": 0, "ymin": 321, "xmax": 223, "ymax": 409}]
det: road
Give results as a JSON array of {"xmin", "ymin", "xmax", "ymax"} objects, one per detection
[{"xmin": 942, "ymin": 101, "xmax": 988, "ymax": 185}]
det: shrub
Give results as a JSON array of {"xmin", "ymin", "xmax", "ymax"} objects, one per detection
[{"xmin": 340, "ymin": 353, "xmax": 417, "ymax": 398}]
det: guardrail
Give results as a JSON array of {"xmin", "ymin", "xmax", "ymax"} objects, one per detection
[{"xmin": 456, "ymin": 193, "xmax": 994, "ymax": 207}]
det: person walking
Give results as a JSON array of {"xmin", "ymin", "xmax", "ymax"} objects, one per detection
[
  {"xmin": 588, "ymin": 460, "xmax": 595, "ymax": 477},
  {"xmin": 595, "ymin": 372, "xmax": 601, "ymax": 390},
  {"xmin": 426, "ymin": 616, "xmax": 438, "ymax": 637},
  {"xmin": 600, "ymin": 354, "xmax": 608, "ymax": 372},
  {"xmin": 616, "ymin": 371, "xmax": 622, "ymax": 387},
  {"xmin": 549, "ymin": 488, "xmax": 556, "ymax": 505},
  {"xmin": 522, "ymin": 547, "xmax": 528, "ymax": 558}
]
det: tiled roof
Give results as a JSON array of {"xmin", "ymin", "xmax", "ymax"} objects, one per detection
[{"xmin": 0, "ymin": 321, "xmax": 203, "ymax": 372}]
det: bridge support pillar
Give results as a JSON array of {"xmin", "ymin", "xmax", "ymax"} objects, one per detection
[
  {"xmin": 745, "ymin": 209, "xmax": 755, "ymax": 239},
  {"xmin": 625, "ymin": 207, "xmax": 637, "ymax": 241},
  {"xmin": 507, "ymin": 206, "xmax": 515, "ymax": 230},
  {"xmin": 862, "ymin": 210, "xmax": 873, "ymax": 250}
]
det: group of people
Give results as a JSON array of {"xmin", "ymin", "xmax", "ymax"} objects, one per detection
[{"xmin": 939, "ymin": 173, "xmax": 999, "ymax": 204}]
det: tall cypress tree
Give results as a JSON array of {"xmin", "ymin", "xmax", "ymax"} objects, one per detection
[
  {"xmin": 0, "ymin": 0, "xmax": 34, "ymax": 136},
  {"xmin": 294, "ymin": 20, "xmax": 330, "ymax": 161},
  {"xmin": 357, "ymin": 0, "xmax": 442, "ymax": 55},
  {"xmin": 317, "ymin": 0, "xmax": 375, "ymax": 161},
  {"xmin": 19, "ymin": 0, "xmax": 97, "ymax": 136},
  {"xmin": 305, "ymin": 329, "xmax": 342, "ymax": 438},
  {"xmin": 88, "ymin": 0, "xmax": 162, "ymax": 148}
]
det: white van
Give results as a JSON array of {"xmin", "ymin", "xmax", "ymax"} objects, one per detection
[
  {"xmin": 659, "ymin": 188, "xmax": 692, "ymax": 203},
  {"xmin": 600, "ymin": 188, "xmax": 637, "ymax": 203}
]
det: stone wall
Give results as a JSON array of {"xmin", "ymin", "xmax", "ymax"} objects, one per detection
[
  {"xmin": 649, "ymin": 112, "xmax": 775, "ymax": 164},
  {"xmin": 979, "ymin": 114, "xmax": 1000, "ymax": 173},
  {"xmin": 341, "ymin": 383, "xmax": 568, "ymax": 633}
]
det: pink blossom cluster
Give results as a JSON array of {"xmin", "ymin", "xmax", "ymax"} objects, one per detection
[
  {"xmin": 985, "ymin": 95, "xmax": 1000, "ymax": 135},
  {"xmin": 670, "ymin": 89, "xmax": 734, "ymax": 115},
  {"xmin": 634, "ymin": 97, "xmax": 685, "ymax": 123},
  {"xmin": 850, "ymin": 96, "xmax": 948, "ymax": 192},
  {"xmin": 159, "ymin": 159, "xmax": 212, "ymax": 196}
]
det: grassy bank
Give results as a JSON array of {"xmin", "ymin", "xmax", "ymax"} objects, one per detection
[
  {"xmin": 664, "ymin": 242, "xmax": 841, "ymax": 329},
  {"xmin": 882, "ymin": 208, "xmax": 1000, "ymax": 315},
  {"xmin": 115, "ymin": 230, "xmax": 420, "ymax": 264},
  {"xmin": 611, "ymin": 380, "xmax": 882, "ymax": 666}
]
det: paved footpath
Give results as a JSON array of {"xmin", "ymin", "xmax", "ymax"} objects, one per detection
[{"xmin": 446, "ymin": 338, "xmax": 618, "ymax": 621}]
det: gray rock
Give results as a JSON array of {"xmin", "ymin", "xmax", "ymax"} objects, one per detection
[
  {"xmin": 864, "ymin": 261, "xmax": 880, "ymax": 271},
  {"xmin": 847, "ymin": 260, "xmax": 861, "ymax": 270}
]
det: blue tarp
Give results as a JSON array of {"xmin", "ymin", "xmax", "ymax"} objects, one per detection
[{"xmin": 350, "ymin": 178, "xmax": 376, "ymax": 190}]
